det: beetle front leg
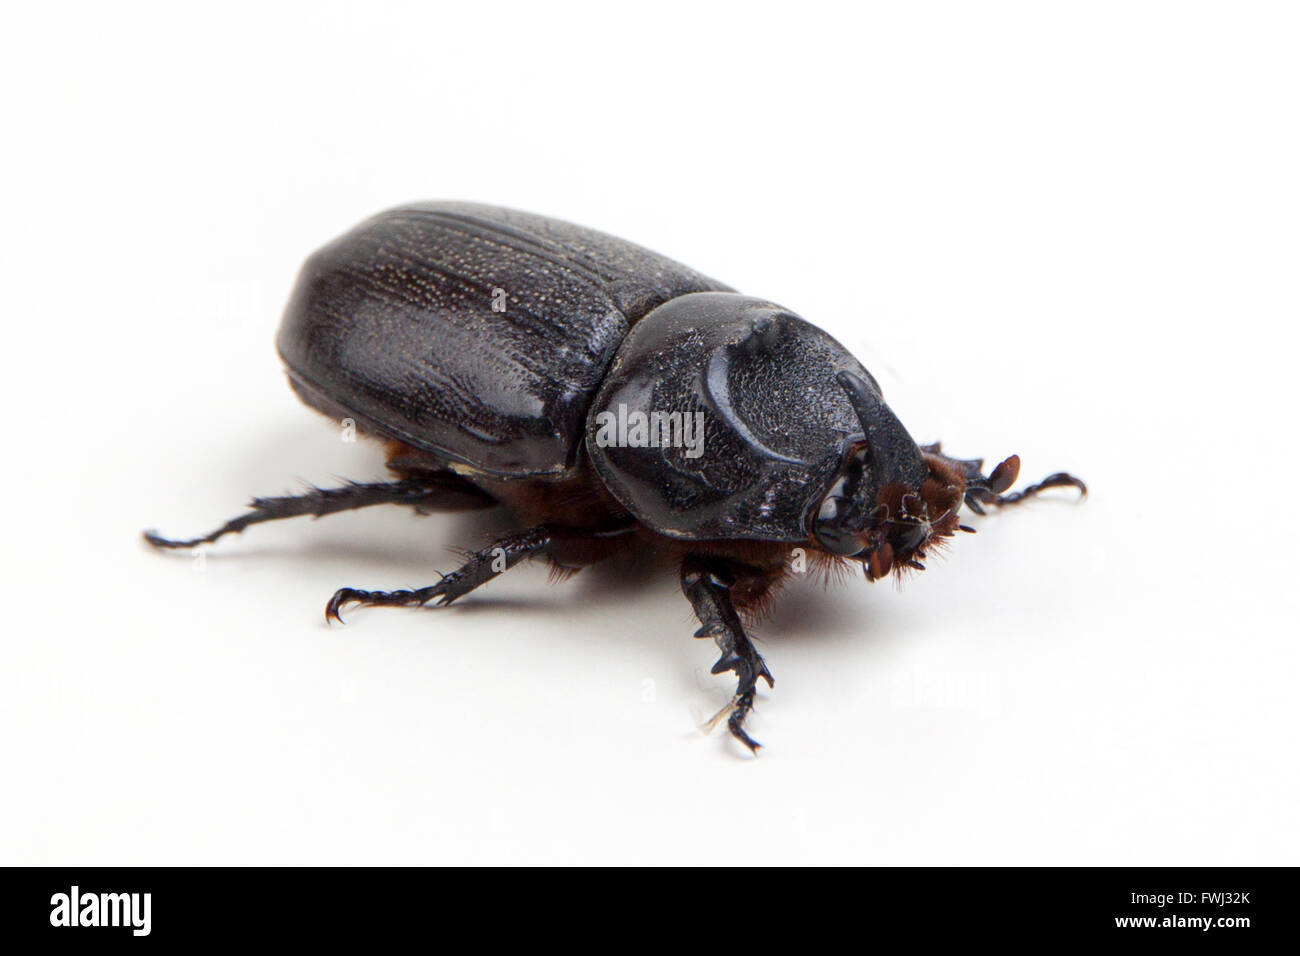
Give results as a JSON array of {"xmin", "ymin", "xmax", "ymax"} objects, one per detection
[
  {"xmin": 680, "ymin": 556, "xmax": 776, "ymax": 753},
  {"xmin": 326, "ymin": 526, "xmax": 552, "ymax": 622},
  {"xmin": 966, "ymin": 471, "xmax": 1088, "ymax": 513},
  {"xmin": 921, "ymin": 443, "xmax": 1086, "ymax": 516}
]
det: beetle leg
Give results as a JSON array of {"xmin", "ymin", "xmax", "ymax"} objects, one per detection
[
  {"xmin": 925, "ymin": 446, "xmax": 1086, "ymax": 515},
  {"xmin": 966, "ymin": 472, "xmax": 1088, "ymax": 512},
  {"xmin": 325, "ymin": 526, "xmax": 552, "ymax": 623},
  {"xmin": 681, "ymin": 556, "xmax": 776, "ymax": 753},
  {"xmin": 143, "ymin": 474, "xmax": 495, "ymax": 549}
]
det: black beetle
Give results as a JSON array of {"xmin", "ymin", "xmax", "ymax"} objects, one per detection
[{"xmin": 146, "ymin": 202, "xmax": 1085, "ymax": 750}]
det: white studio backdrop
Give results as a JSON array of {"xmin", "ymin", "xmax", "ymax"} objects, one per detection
[{"xmin": 0, "ymin": 1, "xmax": 1295, "ymax": 864}]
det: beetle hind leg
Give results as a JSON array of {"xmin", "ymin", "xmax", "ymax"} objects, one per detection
[
  {"xmin": 325, "ymin": 526, "xmax": 552, "ymax": 623},
  {"xmin": 681, "ymin": 555, "xmax": 777, "ymax": 753},
  {"xmin": 143, "ymin": 474, "xmax": 495, "ymax": 549}
]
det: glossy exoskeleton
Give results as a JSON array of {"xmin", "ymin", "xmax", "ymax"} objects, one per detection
[{"xmin": 146, "ymin": 202, "xmax": 1085, "ymax": 751}]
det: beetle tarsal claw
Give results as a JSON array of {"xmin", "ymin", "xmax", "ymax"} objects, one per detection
[
  {"xmin": 325, "ymin": 587, "xmax": 373, "ymax": 624},
  {"xmin": 324, "ymin": 584, "xmax": 441, "ymax": 623},
  {"xmin": 697, "ymin": 690, "xmax": 764, "ymax": 752}
]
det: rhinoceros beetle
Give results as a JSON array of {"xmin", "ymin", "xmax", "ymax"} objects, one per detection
[{"xmin": 146, "ymin": 202, "xmax": 1085, "ymax": 751}]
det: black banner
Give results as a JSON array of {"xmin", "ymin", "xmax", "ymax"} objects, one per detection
[{"xmin": 0, "ymin": 867, "xmax": 1291, "ymax": 944}]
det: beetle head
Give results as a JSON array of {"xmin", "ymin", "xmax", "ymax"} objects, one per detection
[{"xmin": 812, "ymin": 371, "xmax": 966, "ymax": 580}]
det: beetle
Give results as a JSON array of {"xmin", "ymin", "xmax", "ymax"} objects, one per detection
[{"xmin": 146, "ymin": 201, "xmax": 1085, "ymax": 751}]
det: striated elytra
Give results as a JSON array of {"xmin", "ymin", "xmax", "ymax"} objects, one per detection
[{"xmin": 147, "ymin": 202, "xmax": 1085, "ymax": 752}]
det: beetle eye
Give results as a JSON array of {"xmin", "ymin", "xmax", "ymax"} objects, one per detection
[
  {"xmin": 812, "ymin": 445, "xmax": 874, "ymax": 556},
  {"xmin": 814, "ymin": 497, "xmax": 864, "ymax": 555}
]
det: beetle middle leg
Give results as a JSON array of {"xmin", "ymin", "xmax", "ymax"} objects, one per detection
[
  {"xmin": 681, "ymin": 555, "xmax": 777, "ymax": 753},
  {"xmin": 143, "ymin": 473, "xmax": 495, "ymax": 549},
  {"xmin": 325, "ymin": 526, "xmax": 553, "ymax": 623}
]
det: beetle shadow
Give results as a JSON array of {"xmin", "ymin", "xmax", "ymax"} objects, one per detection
[{"xmin": 761, "ymin": 575, "xmax": 898, "ymax": 647}]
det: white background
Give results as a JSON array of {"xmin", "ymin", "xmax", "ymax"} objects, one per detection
[{"xmin": 2, "ymin": 1, "xmax": 1296, "ymax": 865}]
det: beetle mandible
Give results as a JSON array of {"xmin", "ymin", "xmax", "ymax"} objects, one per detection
[{"xmin": 146, "ymin": 202, "xmax": 1085, "ymax": 751}]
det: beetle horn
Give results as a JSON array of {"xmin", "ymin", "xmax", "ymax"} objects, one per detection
[
  {"xmin": 833, "ymin": 370, "xmax": 928, "ymax": 492},
  {"xmin": 835, "ymin": 371, "xmax": 889, "ymax": 474}
]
